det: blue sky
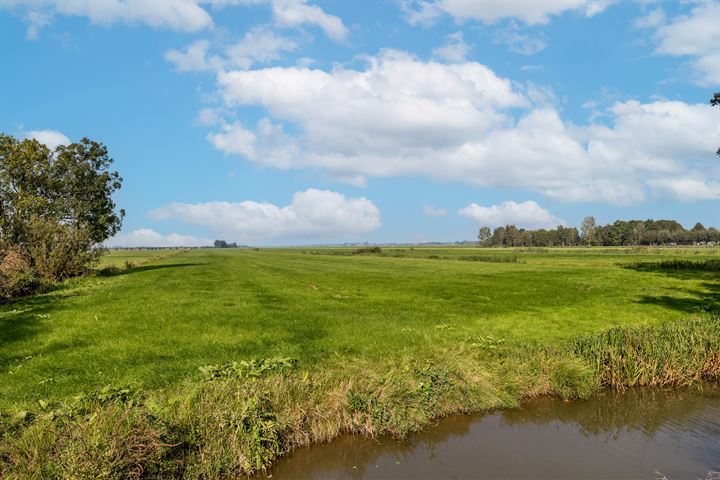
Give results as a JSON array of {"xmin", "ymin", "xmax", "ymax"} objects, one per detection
[{"xmin": 1, "ymin": 0, "xmax": 718, "ymax": 246}]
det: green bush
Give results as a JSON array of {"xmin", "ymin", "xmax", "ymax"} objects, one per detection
[
  {"xmin": 24, "ymin": 218, "xmax": 102, "ymax": 281},
  {"xmin": 353, "ymin": 246, "xmax": 382, "ymax": 255}
]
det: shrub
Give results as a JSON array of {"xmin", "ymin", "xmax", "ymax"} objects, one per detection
[
  {"xmin": 352, "ymin": 246, "xmax": 382, "ymax": 255},
  {"xmin": 23, "ymin": 218, "xmax": 102, "ymax": 281},
  {"xmin": 0, "ymin": 245, "xmax": 41, "ymax": 301}
]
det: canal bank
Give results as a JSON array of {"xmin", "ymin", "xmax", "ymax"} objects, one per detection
[{"xmin": 266, "ymin": 384, "xmax": 720, "ymax": 479}]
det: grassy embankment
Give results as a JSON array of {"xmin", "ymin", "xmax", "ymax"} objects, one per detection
[{"xmin": 0, "ymin": 247, "xmax": 718, "ymax": 478}]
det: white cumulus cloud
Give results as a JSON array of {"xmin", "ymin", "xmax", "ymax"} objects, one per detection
[
  {"xmin": 207, "ymin": 118, "xmax": 300, "ymax": 169},
  {"xmin": 215, "ymin": 50, "xmax": 526, "ymax": 163},
  {"xmin": 637, "ymin": 2, "xmax": 720, "ymax": 86},
  {"xmin": 225, "ymin": 26, "xmax": 298, "ymax": 69},
  {"xmin": 404, "ymin": 0, "xmax": 612, "ymax": 26},
  {"xmin": 432, "ymin": 31, "xmax": 471, "ymax": 62},
  {"xmin": 459, "ymin": 200, "xmax": 564, "ymax": 229},
  {"xmin": 646, "ymin": 178, "xmax": 720, "ymax": 202},
  {"xmin": 148, "ymin": 188, "xmax": 381, "ymax": 242},
  {"xmin": 7, "ymin": 0, "xmax": 214, "ymax": 34},
  {"xmin": 271, "ymin": 0, "xmax": 348, "ymax": 41},
  {"xmin": 205, "ymin": 50, "xmax": 717, "ymax": 205},
  {"xmin": 7, "ymin": 0, "xmax": 348, "ymax": 42},
  {"xmin": 492, "ymin": 22, "xmax": 546, "ymax": 55},
  {"xmin": 24, "ymin": 129, "xmax": 71, "ymax": 150},
  {"xmin": 105, "ymin": 229, "xmax": 212, "ymax": 248},
  {"xmin": 165, "ymin": 39, "xmax": 222, "ymax": 72},
  {"xmin": 165, "ymin": 28, "xmax": 297, "ymax": 73}
]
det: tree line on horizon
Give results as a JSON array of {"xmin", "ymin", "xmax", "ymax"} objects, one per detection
[
  {"xmin": 477, "ymin": 217, "xmax": 719, "ymax": 247},
  {"xmin": 479, "ymin": 93, "xmax": 720, "ymax": 249}
]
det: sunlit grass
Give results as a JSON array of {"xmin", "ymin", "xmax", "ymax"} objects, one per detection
[
  {"xmin": 1, "ymin": 247, "xmax": 717, "ymax": 410},
  {"xmin": 1, "ymin": 247, "xmax": 718, "ymax": 477}
]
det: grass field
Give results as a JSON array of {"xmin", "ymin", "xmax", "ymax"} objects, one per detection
[
  {"xmin": 1, "ymin": 247, "xmax": 717, "ymax": 409},
  {"xmin": 1, "ymin": 247, "xmax": 718, "ymax": 477}
]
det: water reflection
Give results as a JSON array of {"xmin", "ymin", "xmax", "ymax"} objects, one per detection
[{"xmin": 264, "ymin": 384, "xmax": 720, "ymax": 479}]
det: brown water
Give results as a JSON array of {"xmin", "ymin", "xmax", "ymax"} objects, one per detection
[{"xmin": 263, "ymin": 385, "xmax": 720, "ymax": 480}]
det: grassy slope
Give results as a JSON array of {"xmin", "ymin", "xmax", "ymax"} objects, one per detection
[{"xmin": 1, "ymin": 247, "xmax": 717, "ymax": 410}]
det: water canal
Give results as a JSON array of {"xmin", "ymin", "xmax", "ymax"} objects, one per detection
[{"xmin": 264, "ymin": 384, "xmax": 720, "ymax": 479}]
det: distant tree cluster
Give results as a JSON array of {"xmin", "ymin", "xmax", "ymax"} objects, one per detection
[
  {"xmin": 479, "ymin": 218, "xmax": 719, "ymax": 247},
  {"xmin": 480, "ymin": 224, "xmax": 579, "ymax": 247},
  {"xmin": 0, "ymin": 134, "xmax": 124, "ymax": 300},
  {"xmin": 213, "ymin": 240, "xmax": 238, "ymax": 248}
]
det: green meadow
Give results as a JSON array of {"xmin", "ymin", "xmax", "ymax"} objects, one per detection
[
  {"xmin": 1, "ymin": 247, "xmax": 718, "ymax": 477},
  {"xmin": 1, "ymin": 247, "xmax": 717, "ymax": 409}
]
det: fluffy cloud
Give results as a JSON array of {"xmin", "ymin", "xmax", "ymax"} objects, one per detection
[
  {"xmin": 646, "ymin": 178, "xmax": 720, "ymax": 202},
  {"xmin": 492, "ymin": 22, "xmax": 546, "ymax": 55},
  {"xmin": 148, "ymin": 188, "xmax": 381, "ymax": 242},
  {"xmin": 432, "ymin": 31, "xmax": 470, "ymax": 62},
  {"xmin": 637, "ymin": 2, "xmax": 720, "ymax": 86},
  {"xmin": 165, "ymin": 28, "xmax": 297, "ymax": 72},
  {"xmin": 24, "ymin": 9, "xmax": 52, "ymax": 39},
  {"xmin": 271, "ymin": 0, "xmax": 348, "ymax": 41},
  {"xmin": 206, "ymin": 50, "xmax": 717, "ymax": 205},
  {"xmin": 207, "ymin": 118, "xmax": 300, "ymax": 169},
  {"xmin": 8, "ymin": 0, "xmax": 347, "ymax": 41},
  {"xmin": 459, "ymin": 200, "xmax": 564, "ymax": 229},
  {"xmin": 105, "ymin": 229, "xmax": 211, "ymax": 248},
  {"xmin": 165, "ymin": 39, "xmax": 220, "ymax": 72},
  {"xmin": 24, "ymin": 129, "xmax": 71, "ymax": 150},
  {"xmin": 633, "ymin": 8, "xmax": 665, "ymax": 29},
  {"xmin": 216, "ymin": 50, "xmax": 526, "ymax": 158},
  {"xmin": 7, "ymin": 0, "xmax": 214, "ymax": 34},
  {"xmin": 225, "ymin": 26, "xmax": 298, "ymax": 69},
  {"xmin": 423, "ymin": 205, "xmax": 447, "ymax": 217},
  {"xmin": 404, "ymin": 0, "xmax": 612, "ymax": 26}
]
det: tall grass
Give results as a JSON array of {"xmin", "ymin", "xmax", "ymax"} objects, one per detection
[
  {"xmin": 625, "ymin": 258, "xmax": 720, "ymax": 272},
  {"xmin": 573, "ymin": 315, "xmax": 720, "ymax": 387},
  {"xmin": 456, "ymin": 255, "xmax": 520, "ymax": 263}
]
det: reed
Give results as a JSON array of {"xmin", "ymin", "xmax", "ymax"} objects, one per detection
[
  {"xmin": 625, "ymin": 258, "xmax": 720, "ymax": 272},
  {"xmin": 572, "ymin": 315, "xmax": 720, "ymax": 387}
]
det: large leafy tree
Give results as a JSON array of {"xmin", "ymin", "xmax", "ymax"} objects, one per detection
[
  {"xmin": 477, "ymin": 226, "xmax": 491, "ymax": 245},
  {"xmin": 0, "ymin": 134, "xmax": 124, "ymax": 280},
  {"xmin": 580, "ymin": 216, "xmax": 597, "ymax": 246}
]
